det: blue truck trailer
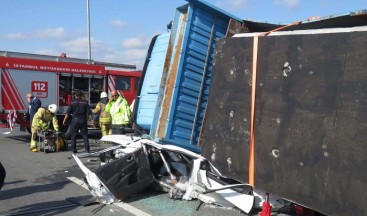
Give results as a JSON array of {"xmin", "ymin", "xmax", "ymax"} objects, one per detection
[{"xmin": 135, "ymin": 0, "xmax": 242, "ymax": 152}]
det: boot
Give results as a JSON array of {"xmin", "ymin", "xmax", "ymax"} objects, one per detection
[{"xmin": 85, "ymin": 148, "xmax": 90, "ymax": 153}]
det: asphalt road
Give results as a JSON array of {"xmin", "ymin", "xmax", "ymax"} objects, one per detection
[{"xmin": 0, "ymin": 128, "xmax": 261, "ymax": 216}]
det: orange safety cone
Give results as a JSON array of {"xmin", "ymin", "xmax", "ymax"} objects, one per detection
[{"xmin": 260, "ymin": 193, "xmax": 272, "ymax": 216}]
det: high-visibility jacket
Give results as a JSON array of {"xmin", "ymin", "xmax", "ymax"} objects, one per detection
[
  {"xmin": 106, "ymin": 96, "xmax": 130, "ymax": 125},
  {"xmin": 32, "ymin": 107, "xmax": 59, "ymax": 131},
  {"xmin": 92, "ymin": 100, "xmax": 112, "ymax": 125}
]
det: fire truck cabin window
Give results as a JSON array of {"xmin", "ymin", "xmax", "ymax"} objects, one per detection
[
  {"xmin": 59, "ymin": 76, "xmax": 72, "ymax": 91},
  {"xmin": 90, "ymin": 79, "xmax": 104, "ymax": 104},
  {"xmin": 74, "ymin": 77, "xmax": 89, "ymax": 91},
  {"xmin": 59, "ymin": 76, "xmax": 72, "ymax": 106},
  {"xmin": 115, "ymin": 77, "xmax": 130, "ymax": 91}
]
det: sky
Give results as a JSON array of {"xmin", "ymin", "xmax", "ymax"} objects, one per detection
[{"xmin": 0, "ymin": 0, "xmax": 366, "ymax": 70}]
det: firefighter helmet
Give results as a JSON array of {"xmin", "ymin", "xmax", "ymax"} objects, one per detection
[
  {"xmin": 48, "ymin": 104, "xmax": 58, "ymax": 114},
  {"xmin": 100, "ymin": 92, "xmax": 108, "ymax": 98}
]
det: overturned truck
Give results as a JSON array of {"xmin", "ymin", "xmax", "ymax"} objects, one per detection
[
  {"xmin": 73, "ymin": 0, "xmax": 367, "ymax": 214},
  {"xmin": 200, "ymin": 13, "xmax": 367, "ymax": 216}
]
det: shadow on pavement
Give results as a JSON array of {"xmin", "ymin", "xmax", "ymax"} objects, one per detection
[
  {"xmin": 0, "ymin": 196, "xmax": 93, "ymax": 216},
  {"xmin": 0, "ymin": 181, "xmax": 69, "ymax": 200},
  {"xmin": 3, "ymin": 180, "xmax": 26, "ymax": 186},
  {"xmin": 4, "ymin": 134, "xmax": 31, "ymax": 142}
]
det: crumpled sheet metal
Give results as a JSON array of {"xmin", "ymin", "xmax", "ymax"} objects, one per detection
[{"xmin": 74, "ymin": 135, "xmax": 286, "ymax": 213}]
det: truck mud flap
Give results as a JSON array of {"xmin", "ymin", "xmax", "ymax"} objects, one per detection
[{"xmin": 94, "ymin": 148, "xmax": 153, "ymax": 201}]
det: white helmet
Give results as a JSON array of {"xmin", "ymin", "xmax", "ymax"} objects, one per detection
[
  {"xmin": 100, "ymin": 92, "xmax": 108, "ymax": 98},
  {"xmin": 48, "ymin": 104, "xmax": 58, "ymax": 114}
]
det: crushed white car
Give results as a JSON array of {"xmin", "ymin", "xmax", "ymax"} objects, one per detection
[{"xmin": 73, "ymin": 135, "xmax": 286, "ymax": 214}]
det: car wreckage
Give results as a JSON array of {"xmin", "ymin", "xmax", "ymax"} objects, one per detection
[{"xmin": 72, "ymin": 135, "xmax": 289, "ymax": 214}]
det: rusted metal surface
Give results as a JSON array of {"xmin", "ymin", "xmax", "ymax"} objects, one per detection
[
  {"xmin": 225, "ymin": 19, "xmax": 250, "ymax": 37},
  {"xmin": 157, "ymin": 13, "xmax": 187, "ymax": 138}
]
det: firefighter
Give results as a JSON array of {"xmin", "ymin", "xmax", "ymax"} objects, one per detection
[
  {"xmin": 92, "ymin": 92, "xmax": 112, "ymax": 138},
  {"xmin": 30, "ymin": 104, "xmax": 59, "ymax": 152},
  {"xmin": 105, "ymin": 90, "xmax": 131, "ymax": 134},
  {"xmin": 63, "ymin": 91, "xmax": 92, "ymax": 153}
]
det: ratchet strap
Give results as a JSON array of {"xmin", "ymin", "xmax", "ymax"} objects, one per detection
[{"xmin": 249, "ymin": 20, "xmax": 303, "ymax": 186}]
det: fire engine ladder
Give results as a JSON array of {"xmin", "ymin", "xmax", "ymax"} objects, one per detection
[{"xmin": 0, "ymin": 50, "xmax": 136, "ymax": 69}]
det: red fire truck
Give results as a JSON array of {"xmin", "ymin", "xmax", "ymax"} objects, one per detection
[{"xmin": 0, "ymin": 50, "xmax": 141, "ymax": 135}]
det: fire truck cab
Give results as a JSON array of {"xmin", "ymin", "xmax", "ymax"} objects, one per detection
[{"xmin": 0, "ymin": 50, "xmax": 141, "ymax": 136}]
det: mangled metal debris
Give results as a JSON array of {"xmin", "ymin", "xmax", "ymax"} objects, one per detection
[{"xmin": 73, "ymin": 135, "xmax": 288, "ymax": 214}]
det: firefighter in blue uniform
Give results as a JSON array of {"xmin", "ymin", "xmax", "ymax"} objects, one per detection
[{"xmin": 62, "ymin": 91, "xmax": 93, "ymax": 153}]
